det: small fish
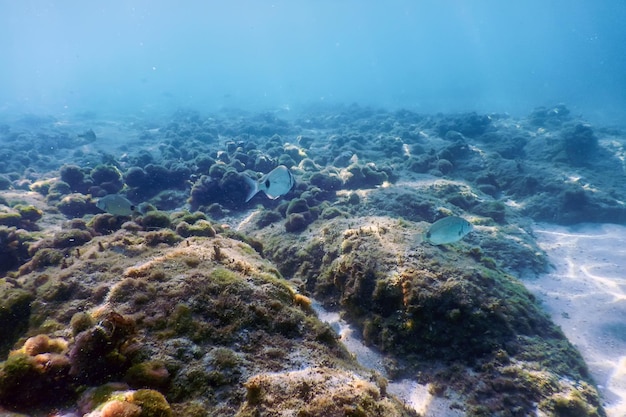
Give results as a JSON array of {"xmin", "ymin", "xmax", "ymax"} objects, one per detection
[
  {"xmin": 244, "ymin": 165, "xmax": 295, "ymax": 202},
  {"xmin": 77, "ymin": 129, "xmax": 96, "ymax": 142},
  {"xmin": 425, "ymin": 216, "xmax": 473, "ymax": 245},
  {"xmin": 96, "ymin": 194, "xmax": 135, "ymax": 216}
]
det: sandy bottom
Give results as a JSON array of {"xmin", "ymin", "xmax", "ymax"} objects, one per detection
[{"xmin": 530, "ymin": 223, "xmax": 626, "ymax": 417}]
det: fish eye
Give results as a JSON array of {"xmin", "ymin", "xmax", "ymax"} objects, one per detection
[{"xmin": 265, "ymin": 179, "xmax": 271, "ymax": 188}]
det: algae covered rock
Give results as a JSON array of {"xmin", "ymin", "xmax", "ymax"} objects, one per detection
[
  {"xmin": 237, "ymin": 367, "xmax": 416, "ymax": 417},
  {"xmin": 0, "ymin": 227, "xmax": 32, "ymax": 274},
  {"xmin": 0, "ymin": 334, "xmax": 73, "ymax": 409},
  {"xmin": 0, "ymin": 284, "xmax": 33, "ymax": 358},
  {"xmin": 81, "ymin": 388, "xmax": 172, "ymax": 417},
  {"xmin": 253, "ymin": 215, "xmax": 604, "ymax": 416}
]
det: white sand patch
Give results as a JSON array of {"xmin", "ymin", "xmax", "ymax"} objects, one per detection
[
  {"xmin": 312, "ymin": 301, "xmax": 465, "ymax": 417},
  {"xmin": 530, "ymin": 223, "xmax": 626, "ymax": 417}
]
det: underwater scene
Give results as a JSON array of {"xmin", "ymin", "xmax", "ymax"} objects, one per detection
[{"xmin": 1, "ymin": 2, "xmax": 626, "ymax": 417}]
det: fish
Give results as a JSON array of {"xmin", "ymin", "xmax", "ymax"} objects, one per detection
[
  {"xmin": 96, "ymin": 194, "xmax": 135, "ymax": 216},
  {"xmin": 244, "ymin": 165, "xmax": 295, "ymax": 202},
  {"xmin": 424, "ymin": 216, "xmax": 473, "ymax": 245},
  {"xmin": 77, "ymin": 129, "xmax": 96, "ymax": 142}
]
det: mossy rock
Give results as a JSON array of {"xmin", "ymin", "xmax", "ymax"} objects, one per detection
[
  {"xmin": 57, "ymin": 193, "xmax": 93, "ymax": 218},
  {"xmin": 284, "ymin": 213, "xmax": 310, "ymax": 233},
  {"xmin": 286, "ymin": 198, "xmax": 309, "ymax": 215},
  {"xmin": 90, "ymin": 164, "xmax": 121, "ymax": 185},
  {"xmin": 0, "ymin": 227, "xmax": 32, "ymax": 274},
  {"xmin": 0, "ymin": 286, "xmax": 33, "ymax": 358},
  {"xmin": 88, "ymin": 213, "xmax": 125, "ymax": 234},
  {"xmin": 256, "ymin": 210, "xmax": 283, "ymax": 228},
  {"xmin": 171, "ymin": 210, "xmax": 207, "ymax": 225},
  {"xmin": 0, "ymin": 212, "xmax": 21, "ymax": 227},
  {"xmin": 13, "ymin": 205, "xmax": 43, "ymax": 223},
  {"xmin": 48, "ymin": 180, "xmax": 72, "ymax": 196},
  {"xmin": 132, "ymin": 389, "xmax": 173, "ymax": 417},
  {"xmin": 27, "ymin": 247, "xmax": 64, "ymax": 270},
  {"xmin": 145, "ymin": 230, "xmax": 182, "ymax": 246},
  {"xmin": 175, "ymin": 220, "xmax": 216, "ymax": 238},
  {"xmin": 59, "ymin": 164, "xmax": 86, "ymax": 189},
  {"xmin": 141, "ymin": 211, "xmax": 172, "ymax": 230},
  {"xmin": 30, "ymin": 179, "xmax": 56, "ymax": 196},
  {"xmin": 125, "ymin": 361, "xmax": 170, "ymax": 390},
  {"xmin": 52, "ymin": 228, "xmax": 92, "ymax": 248},
  {"xmin": 344, "ymin": 163, "xmax": 388, "ymax": 189},
  {"xmin": 124, "ymin": 166, "xmax": 148, "ymax": 188}
]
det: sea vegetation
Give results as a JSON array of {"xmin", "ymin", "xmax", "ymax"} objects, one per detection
[
  {"xmin": 256, "ymin": 215, "xmax": 604, "ymax": 416},
  {"xmin": 1, "ymin": 104, "xmax": 621, "ymax": 416},
  {"xmin": 0, "ymin": 229, "xmax": 413, "ymax": 416}
]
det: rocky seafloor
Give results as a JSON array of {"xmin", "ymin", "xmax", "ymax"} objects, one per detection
[{"xmin": 1, "ymin": 104, "xmax": 624, "ymax": 416}]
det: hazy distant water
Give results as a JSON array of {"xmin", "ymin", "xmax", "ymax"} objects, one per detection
[{"xmin": 1, "ymin": 1, "xmax": 626, "ymax": 124}]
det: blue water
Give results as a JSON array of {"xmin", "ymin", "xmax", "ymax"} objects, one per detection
[{"xmin": 2, "ymin": 1, "xmax": 626, "ymax": 123}]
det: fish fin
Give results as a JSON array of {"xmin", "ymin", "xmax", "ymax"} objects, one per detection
[{"xmin": 244, "ymin": 175, "xmax": 260, "ymax": 202}]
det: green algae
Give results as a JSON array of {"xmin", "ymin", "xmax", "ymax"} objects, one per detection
[
  {"xmin": 141, "ymin": 210, "xmax": 172, "ymax": 230},
  {"xmin": 13, "ymin": 205, "xmax": 43, "ymax": 223},
  {"xmin": 255, "ymin": 216, "xmax": 604, "ymax": 416},
  {"xmin": 144, "ymin": 229, "xmax": 182, "ymax": 246},
  {"xmin": 0, "ymin": 285, "xmax": 33, "ymax": 357}
]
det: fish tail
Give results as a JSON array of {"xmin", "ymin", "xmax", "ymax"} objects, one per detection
[{"xmin": 244, "ymin": 175, "xmax": 259, "ymax": 202}]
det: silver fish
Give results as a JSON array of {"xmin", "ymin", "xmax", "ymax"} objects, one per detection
[
  {"xmin": 244, "ymin": 165, "xmax": 295, "ymax": 202},
  {"xmin": 425, "ymin": 216, "xmax": 473, "ymax": 245},
  {"xmin": 96, "ymin": 194, "xmax": 135, "ymax": 216}
]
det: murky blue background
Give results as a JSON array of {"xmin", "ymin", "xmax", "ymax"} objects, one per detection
[{"xmin": 2, "ymin": 1, "xmax": 625, "ymax": 123}]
